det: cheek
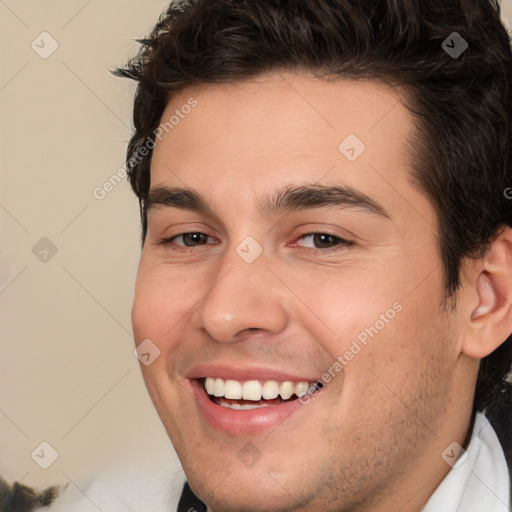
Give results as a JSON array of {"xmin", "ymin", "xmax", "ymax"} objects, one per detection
[
  {"xmin": 131, "ymin": 259, "xmax": 217, "ymax": 386},
  {"xmin": 131, "ymin": 264, "xmax": 194, "ymax": 414},
  {"xmin": 285, "ymin": 262, "xmax": 407, "ymax": 355},
  {"xmin": 132, "ymin": 260, "xmax": 198, "ymax": 340},
  {"xmin": 338, "ymin": 270, "xmax": 450, "ymax": 413},
  {"xmin": 291, "ymin": 260, "xmax": 447, "ymax": 399},
  {"xmin": 131, "ymin": 268, "xmax": 184, "ymax": 389}
]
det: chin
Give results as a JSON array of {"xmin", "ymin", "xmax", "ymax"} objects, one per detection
[
  {"xmin": 175, "ymin": 441, "xmax": 322, "ymax": 512},
  {"xmin": 187, "ymin": 473, "xmax": 305, "ymax": 512}
]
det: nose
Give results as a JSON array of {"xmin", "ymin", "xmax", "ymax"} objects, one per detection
[{"xmin": 192, "ymin": 249, "xmax": 288, "ymax": 343}]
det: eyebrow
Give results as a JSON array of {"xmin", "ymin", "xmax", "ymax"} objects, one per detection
[{"xmin": 144, "ymin": 184, "xmax": 390, "ymax": 219}]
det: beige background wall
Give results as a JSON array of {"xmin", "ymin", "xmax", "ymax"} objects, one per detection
[
  {"xmin": 1, "ymin": 0, "xmax": 512, "ymax": 493},
  {"xmin": 0, "ymin": 0, "xmax": 179, "ymax": 490}
]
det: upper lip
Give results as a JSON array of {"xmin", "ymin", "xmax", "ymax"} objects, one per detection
[{"xmin": 185, "ymin": 364, "xmax": 319, "ymax": 383}]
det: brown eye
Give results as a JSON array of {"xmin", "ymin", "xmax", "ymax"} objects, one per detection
[
  {"xmin": 297, "ymin": 233, "xmax": 350, "ymax": 250},
  {"xmin": 158, "ymin": 232, "xmax": 215, "ymax": 247},
  {"xmin": 312, "ymin": 234, "xmax": 340, "ymax": 248},
  {"xmin": 180, "ymin": 233, "xmax": 209, "ymax": 246}
]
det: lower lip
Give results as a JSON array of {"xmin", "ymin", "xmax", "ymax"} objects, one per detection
[{"xmin": 190, "ymin": 379, "xmax": 308, "ymax": 435}]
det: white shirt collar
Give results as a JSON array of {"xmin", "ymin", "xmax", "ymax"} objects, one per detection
[{"xmin": 423, "ymin": 411, "xmax": 510, "ymax": 511}]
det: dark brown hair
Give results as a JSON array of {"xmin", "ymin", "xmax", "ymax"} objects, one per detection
[
  {"xmin": 115, "ymin": 0, "xmax": 512, "ymax": 412},
  {"xmin": 0, "ymin": 476, "xmax": 60, "ymax": 512}
]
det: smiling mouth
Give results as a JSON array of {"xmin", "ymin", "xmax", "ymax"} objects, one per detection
[{"xmin": 201, "ymin": 377, "xmax": 323, "ymax": 410}]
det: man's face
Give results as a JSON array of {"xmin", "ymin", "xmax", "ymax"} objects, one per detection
[{"xmin": 132, "ymin": 74, "xmax": 463, "ymax": 511}]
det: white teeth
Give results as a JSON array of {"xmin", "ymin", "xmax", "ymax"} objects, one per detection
[
  {"xmin": 203, "ymin": 377, "xmax": 318, "ymax": 401},
  {"xmin": 294, "ymin": 382, "xmax": 309, "ymax": 398},
  {"xmin": 218, "ymin": 399, "xmax": 270, "ymax": 410},
  {"xmin": 279, "ymin": 381, "xmax": 295, "ymax": 400},
  {"xmin": 230, "ymin": 402, "xmax": 267, "ymax": 410},
  {"xmin": 262, "ymin": 380, "xmax": 279, "ymax": 399},
  {"xmin": 213, "ymin": 378, "xmax": 224, "ymax": 397},
  {"xmin": 242, "ymin": 380, "xmax": 262, "ymax": 400},
  {"xmin": 205, "ymin": 377, "xmax": 215, "ymax": 395},
  {"xmin": 224, "ymin": 379, "xmax": 242, "ymax": 399}
]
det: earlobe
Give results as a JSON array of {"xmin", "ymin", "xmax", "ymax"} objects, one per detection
[{"xmin": 462, "ymin": 227, "xmax": 512, "ymax": 359}]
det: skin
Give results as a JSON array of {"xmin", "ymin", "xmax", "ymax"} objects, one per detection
[{"xmin": 131, "ymin": 73, "xmax": 512, "ymax": 512}]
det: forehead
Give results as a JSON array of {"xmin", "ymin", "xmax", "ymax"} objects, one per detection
[
  {"xmin": 153, "ymin": 73, "xmax": 410, "ymax": 162},
  {"xmin": 149, "ymin": 73, "xmax": 433, "ymax": 226}
]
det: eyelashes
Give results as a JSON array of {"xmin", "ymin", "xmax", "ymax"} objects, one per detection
[
  {"xmin": 292, "ymin": 233, "xmax": 353, "ymax": 251},
  {"xmin": 159, "ymin": 232, "xmax": 217, "ymax": 247},
  {"xmin": 156, "ymin": 231, "xmax": 353, "ymax": 254}
]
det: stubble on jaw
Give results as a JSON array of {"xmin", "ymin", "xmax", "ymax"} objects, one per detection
[
  {"xmin": 184, "ymin": 307, "xmax": 459, "ymax": 512},
  {"xmin": 303, "ymin": 309, "xmax": 459, "ymax": 512}
]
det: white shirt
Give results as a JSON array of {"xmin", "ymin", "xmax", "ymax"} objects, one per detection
[
  {"xmin": 46, "ymin": 412, "xmax": 509, "ymax": 512},
  {"xmin": 45, "ymin": 457, "xmax": 187, "ymax": 512},
  {"xmin": 422, "ymin": 411, "xmax": 510, "ymax": 511}
]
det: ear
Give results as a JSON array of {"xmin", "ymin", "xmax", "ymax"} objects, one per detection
[{"xmin": 461, "ymin": 226, "xmax": 512, "ymax": 359}]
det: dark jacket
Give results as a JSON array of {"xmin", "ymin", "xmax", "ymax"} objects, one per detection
[{"xmin": 484, "ymin": 384, "xmax": 512, "ymax": 511}]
